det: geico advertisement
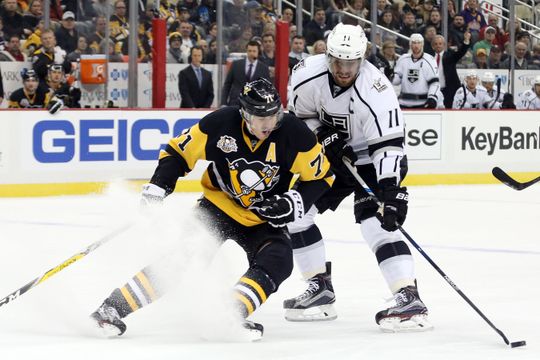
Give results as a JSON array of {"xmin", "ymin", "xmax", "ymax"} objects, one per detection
[
  {"xmin": 20, "ymin": 111, "xmax": 211, "ymax": 171},
  {"xmin": 404, "ymin": 112, "xmax": 442, "ymax": 160}
]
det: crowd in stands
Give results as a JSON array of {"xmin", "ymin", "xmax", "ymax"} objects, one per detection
[{"xmin": 0, "ymin": 0, "xmax": 538, "ymax": 109}]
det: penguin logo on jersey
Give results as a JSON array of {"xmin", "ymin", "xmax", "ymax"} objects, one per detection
[
  {"xmin": 217, "ymin": 135, "xmax": 238, "ymax": 153},
  {"xmin": 227, "ymin": 158, "xmax": 280, "ymax": 208},
  {"xmin": 407, "ymin": 69, "xmax": 420, "ymax": 83}
]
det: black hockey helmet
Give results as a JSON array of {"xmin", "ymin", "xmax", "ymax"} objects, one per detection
[
  {"xmin": 21, "ymin": 68, "xmax": 38, "ymax": 81},
  {"xmin": 239, "ymin": 78, "xmax": 282, "ymax": 117}
]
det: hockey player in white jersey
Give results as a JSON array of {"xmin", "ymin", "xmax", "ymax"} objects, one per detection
[
  {"xmin": 479, "ymin": 72, "xmax": 505, "ymax": 109},
  {"xmin": 517, "ymin": 75, "xmax": 540, "ymax": 110},
  {"xmin": 285, "ymin": 23, "xmax": 431, "ymax": 332},
  {"xmin": 392, "ymin": 33, "xmax": 440, "ymax": 108},
  {"xmin": 452, "ymin": 70, "xmax": 493, "ymax": 109}
]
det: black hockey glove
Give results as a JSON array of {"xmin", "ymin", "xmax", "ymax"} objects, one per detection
[
  {"xmin": 384, "ymin": 66, "xmax": 394, "ymax": 81},
  {"xmin": 501, "ymin": 93, "xmax": 516, "ymax": 109},
  {"xmin": 424, "ymin": 97, "xmax": 437, "ymax": 109},
  {"xmin": 47, "ymin": 96, "xmax": 64, "ymax": 114},
  {"xmin": 317, "ymin": 127, "xmax": 357, "ymax": 167},
  {"xmin": 141, "ymin": 183, "xmax": 166, "ymax": 206},
  {"xmin": 256, "ymin": 190, "xmax": 304, "ymax": 228},
  {"xmin": 378, "ymin": 178, "xmax": 408, "ymax": 232}
]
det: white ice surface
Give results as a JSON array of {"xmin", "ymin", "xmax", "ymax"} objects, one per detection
[{"xmin": 0, "ymin": 183, "xmax": 538, "ymax": 359}]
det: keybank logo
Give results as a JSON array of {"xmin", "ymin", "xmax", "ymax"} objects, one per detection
[
  {"xmin": 462, "ymin": 126, "xmax": 540, "ymax": 155},
  {"xmin": 32, "ymin": 118, "xmax": 199, "ymax": 163}
]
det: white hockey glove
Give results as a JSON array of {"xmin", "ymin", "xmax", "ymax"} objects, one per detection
[
  {"xmin": 47, "ymin": 96, "xmax": 64, "ymax": 114},
  {"xmin": 256, "ymin": 190, "xmax": 304, "ymax": 228},
  {"xmin": 141, "ymin": 183, "xmax": 166, "ymax": 206}
]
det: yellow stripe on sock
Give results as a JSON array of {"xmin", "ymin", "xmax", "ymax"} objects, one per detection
[
  {"xmin": 240, "ymin": 277, "xmax": 267, "ymax": 302},
  {"xmin": 120, "ymin": 286, "xmax": 139, "ymax": 312},
  {"xmin": 235, "ymin": 293, "xmax": 254, "ymax": 315},
  {"xmin": 136, "ymin": 271, "xmax": 158, "ymax": 301}
]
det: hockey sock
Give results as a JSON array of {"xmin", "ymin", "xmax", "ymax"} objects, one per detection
[
  {"xmin": 291, "ymin": 225, "xmax": 327, "ymax": 279},
  {"xmin": 105, "ymin": 268, "xmax": 162, "ymax": 318},
  {"xmin": 234, "ymin": 267, "xmax": 276, "ymax": 318}
]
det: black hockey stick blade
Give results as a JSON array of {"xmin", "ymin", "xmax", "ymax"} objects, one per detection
[{"xmin": 492, "ymin": 167, "xmax": 540, "ymax": 191}]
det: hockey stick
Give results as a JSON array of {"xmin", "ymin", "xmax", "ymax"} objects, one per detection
[
  {"xmin": 492, "ymin": 167, "xmax": 540, "ymax": 191},
  {"xmin": 0, "ymin": 223, "xmax": 132, "ymax": 309},
  {"xmin": 342, "ymin": 159, "xmax": 526, "ymax": 347}
]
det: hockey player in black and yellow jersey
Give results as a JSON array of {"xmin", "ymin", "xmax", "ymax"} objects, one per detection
[
  {"xmin": 8, "ymin": 69, "xmax": 52, "ymax": 109},
  {"xmin": 90, "ymin": 78, "xmax": 334, "ymax": 340}
]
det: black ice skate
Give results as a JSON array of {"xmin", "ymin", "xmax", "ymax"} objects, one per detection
[
  {"xmin": 90, "ymin": 301, "xmax": 127, "ymax": 337},
  {"xmin": 283, "ymin": 262, "xmax": 337, "ymax": 321},
  {"xmin": 375, "ymin": 285, "xmax": 432, "ymax": 332},
  {"xmin": 242, "ymin": 320, "xmax": 264, "ymax": 341}
]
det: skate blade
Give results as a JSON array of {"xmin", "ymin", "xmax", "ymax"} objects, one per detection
[
  {"xmin": 93, "ymin": 322, "xmax": 123, "ymax": 337},
  {"xmin": 245, "ymin": 328, "xmax": 263, "ymax": 342},
  {"xmin": 378, "ymin": 314, "xmax": 433, "ymax": 333},
  {"xmin": 285, "ymin": 304, "xmax": 337, "ymax": 322}
]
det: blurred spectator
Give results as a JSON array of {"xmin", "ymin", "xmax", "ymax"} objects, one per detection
[
  {"xmin": 22, "ymin": 0, "xmax": 41, "ymax": 38},
  {"xmin": 375, "ymin": 9, "xmax": 399, "ymax": 47},
  {"xmin": 46, "ymin": 63, "xmax": 81, "ymax": 108},
  {"xmin": 304, "ymin": 8, "xmax": 329, "ymax": 46},
  {"xmin": 228, "ymin": 24, "xmax": 252, "ymax": 53},
  {"xmin": 55, "ymin": 11, "xmax": 79, "ymax": 54},
  {"xmin": 193, "ymin": 0, "xmax": 216, "ymax": 28},
  {"xmin": 460, "ymin": 0, "xmax": 486, "ymax": 42},
  {"xmin": 224, "ymin": 0, "xmax": 247, "ymax": 28},
  {"xmin": 178, "ymin": 46, "xmax": 214, "ymax": 108},
  {"xmin": 473, "ymin": 48, "xmax": 488, "ymax": 69},
  {"xmin": 8, "ymin": 69, "xmax": 50, "ymax": 108},
  {"xmin": 47, "ymin": 0, "xmax": 62, "ymax": 22},
  {"xmin": 205, "ymin": 22, "xmax": 217, "ymax": 44},
  {"xmin": 0, "ymin": 18, "xmax": 5, "ymax": 49},
  {"xmin": 366, "ymin": 41, "xmax": 390, "ymax": 76},
  {"xmin": 530, "ymin": 44, "xmax": 540, "ymax": 69},
  {"xmin": 472, "ymin": 26, "xmax": 496, "ymax": 55},
  {"xmin": 487, "ymin": 45, "xmax": 503, "ymax": 69},
  {"xmin": 416, "ymin": 0, "xmax": 435, "ymax": 26},
  {"xmin": 326, "ymin": 0, "xmax": 349, "ymax": 28},
  {"xmin": 179, "ymin": 20, "xmax": 195, "ymax": 62},
  {"xmin": 205, "ymin": 38, "xmax": 217, "ymax": 64},
  {"xmin": 449, "ymin": 14, "xmax": 467, "ymax": 47},
  {"xmin": 312, "ymin": 39, "xmax": 327, "ymax": 55},
  {"xmin": 0, "ymin": 34, "xmax": 27, "ymax": 61},
  {"xmin": 280, "ymin": 7, "xmax": 294, "ymax": 24},
  {"xmin": 446, "ymin": 0, "xmax": 458, "ymax": 21},
  {"xmin": 21, "ymin": 19, "xmax": 43, "ymax": 55},
  {"xmin": 66, "ymin": 35, "xmax": 92, "ymax": 63},
  {"xmin": 419, "ymin": 9, "xmax": 442, "ymax": 36},
  {"xmin": 398, "ymin": 11, "xmax": 418, "ymax": 52},
  {"xmin": 32, "ymin": 29, "xmax": 70, "ymax": 86},
  {"xmin": 167, "ymin": 32, "xmax": 183, "ymax": 63},
  {"xmin": 99, "ymin": 38, "xmax": 123, "ymax": 62},
  {"xmin": 343, "ymin": 0, "xmax": 369, "ymax": 26},
  {"xmin": 197, "ymin": 39, "xmax": 209, "ymax": 62},
  {"xmin": 93, "ymin": 0, "xmax": 113, "ymax": 18},
  {"xmin": 516, "ymin": 75, "xmax": 540, "ymax": 109},
  {"xmin": 480, "ymin": 14, "xmax": 505, "ymax": 49},
  {"xmin": 381, "ymin": 40, "xmax": 399, "ymax": 77},
  {"xmin": 259, "ymin": 32, "xmax": 275, "ymax": 81},
  {"xmin": 431, "ymin": 32, "xmax": 472, "ymax": 108},
  {"xmin": 245, "ymin": 0, "xmax": 264, "ymax": 37},
  {"xmin": 221, "ymin": 40, "xmax": 270, "ymax": 106},
  {"xmin": 422, "ymin": 25, "xmax": 437, "ymax": 55},
  {"xmin": 62, "ymin": 0, "xmax": 97, "ymax": 23},
  {"xmin": 260, "ymin": 0, "xmax": 278, "ymax": 23},
  {"xmin": 289, "ymin": 35, "xmax": 309, "ymax": 62},
  {"xmin": 2, "ymin": 0, "xmax": 23, "ymax": 37},
  {"xmin": 376, "ymin": 0, "xmax": 389, "ymax": 21},
  {"xmin": 501, "ymin": 42, "xmax": 538, "ymax": 70},
  {"xmin": 88, "ymin": 15, "xmax": 107, "ymax": 54}
]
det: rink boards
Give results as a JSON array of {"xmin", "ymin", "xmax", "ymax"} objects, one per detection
[{"xmin": 0, "ymin": 109, "xmax": 539, "ymax": 196}]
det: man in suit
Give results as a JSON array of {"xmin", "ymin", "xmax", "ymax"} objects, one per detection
[
  {"xmin": 221, "ymin": 40, "xmax": 271, "ymax": 106},
  {"xmin": 431, "ymin": 31, "xmax": 471, "ymax": 109},
  {"xmin": 178, "ymin": 46, "xmax": 214, "ymax": 108}
]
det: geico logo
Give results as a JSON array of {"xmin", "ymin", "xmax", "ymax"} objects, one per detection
[
  {"xmin": 33, "ymin": 118, "xmax": 199, "ymax": 163},
  {"xmin": 407, "ymin": 128, "xmax": 438, "ymax": 146}
]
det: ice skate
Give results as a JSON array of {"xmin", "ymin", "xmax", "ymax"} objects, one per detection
[
  {"xmin": 375, "ymin": 285, "xmax": 432, "ymax": 332},
  {"xmin": 283, "ymin": 262, "xmax": 337, "ymax": 321},
  {"xmin": 90, "ymin": 302, "xmax": 127, "ymax": 337},
  {"xmin": 242, "ymin": 320, "xmax": 264, "ymax": 341}
]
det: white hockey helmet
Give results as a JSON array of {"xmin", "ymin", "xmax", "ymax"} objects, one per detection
[
  {"xmin": 326, "ymin": 23, "xmax": 368, "ymax": 60},
  {"xmin": 409, "ymin": 33, "xmax": 424, "ymax": 44},
  {"xmin": 481, "ymin": 72, "xmax": 495, "ymax": 83},
  {"xmin": 465, "ymin": 69, "xmax": 478, "ymax": 80},
  {"xmin": 534, "ymin": 75, "xmax": 540, "ymax": 85}
]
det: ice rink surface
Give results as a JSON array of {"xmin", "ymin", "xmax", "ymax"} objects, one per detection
[{"xmin": 0, "ymin": 183, "xmax": 538, "ymax": 360}]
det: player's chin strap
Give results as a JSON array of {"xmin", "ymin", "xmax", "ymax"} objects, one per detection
[{"xmin": 341, "ymin": 157, "xmax": 516, "ymax": 347}]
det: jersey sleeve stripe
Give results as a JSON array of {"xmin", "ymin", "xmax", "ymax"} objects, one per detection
[
  {"xmin": 293, "ymin": 71, "xmax": 328, "ymax": 92},
  {"xmin": 354, "ymin": 85, "xmax": 383, "ymax": 137},
  {"xmin": 427, "ymin": 77, "xmax": 439, "ymax": 85}
]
